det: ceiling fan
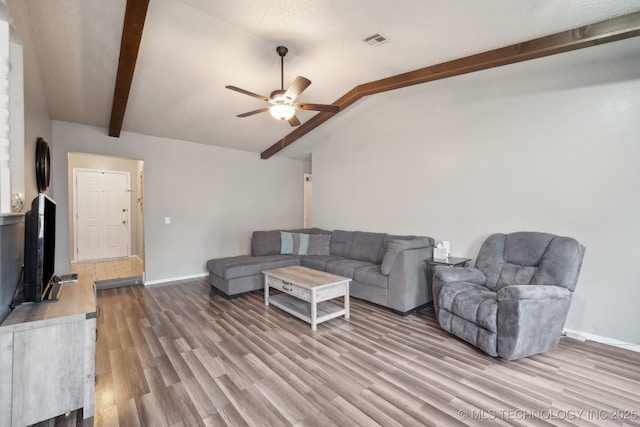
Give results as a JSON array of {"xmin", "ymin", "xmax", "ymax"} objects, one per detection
[{"xmin": 226, "ymin": 46, "xmax": 340, "ymax": 127}]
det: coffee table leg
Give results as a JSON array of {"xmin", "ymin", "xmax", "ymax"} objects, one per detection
[
  {"xmin": 344, "ymin": 281, "xmax": 350, "ymax": 320},
  {"xmin": 264, "ymin": 275, "xmax": 269, "ymax": 306},
  {"xmin": 311, "ymin": 291, "xmax": 317, "ymax": 331}
]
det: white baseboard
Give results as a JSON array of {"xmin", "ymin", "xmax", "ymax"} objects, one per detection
[
  {"xmin": 563, "ymin": 328, "xmax": 640, "ymax": 353},
  {"xmin": 144, "ymin": 272, "xmax": 208, "ymax": 286}
]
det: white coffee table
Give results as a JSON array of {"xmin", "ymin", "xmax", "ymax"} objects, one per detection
[{"xmin": 263, "ymin": 265, "xmax": 350, "ymax": 331}]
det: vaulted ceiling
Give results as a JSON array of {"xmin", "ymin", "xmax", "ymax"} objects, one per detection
[{"xmin": 9, "ymin": 0, "xmax": 640, "ymax": 159}]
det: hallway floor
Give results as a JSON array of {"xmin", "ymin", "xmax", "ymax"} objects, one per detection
[{"xmin": 71, "ymin": 256, "xmax": 144, "ymax": 283}]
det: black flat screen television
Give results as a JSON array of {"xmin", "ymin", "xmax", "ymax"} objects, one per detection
[{"xmin": 21, "ymin": 193, "xmax": 58, "ymax": 303}]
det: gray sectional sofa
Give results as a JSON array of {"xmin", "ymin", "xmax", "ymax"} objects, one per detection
[{"xmin": 206, "ymin": 228, "xmax": 434, "ymax": 314}]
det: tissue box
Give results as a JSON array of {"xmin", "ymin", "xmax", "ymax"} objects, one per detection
[{"xmin": 433, "ymin": 247, "xmax": 448, "ymax": 259}]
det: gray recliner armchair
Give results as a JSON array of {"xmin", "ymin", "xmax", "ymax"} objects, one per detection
[{"xmin": 433, "ymin": 232, "xmax": 585, "ymax": 360}]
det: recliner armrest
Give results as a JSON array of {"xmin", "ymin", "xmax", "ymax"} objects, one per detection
[
  {"xmin": 433, "ymin": 266, "xmax": 486, "ymax": 285},
  {"xmin": 497, "ymin": 285, "xmax": 571, "ymax": 301},
  {"xmin": 497, "ymin": 284, "xmax": 573, "ymax": 360}
]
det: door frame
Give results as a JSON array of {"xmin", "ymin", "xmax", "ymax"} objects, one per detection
[
  {"xmin": 72, "ymin": 167, "xmax": 132, "ymax": 262},
  {"xmin": 304, "ymin": 174, "xmax": 312, "ymax": 228}
]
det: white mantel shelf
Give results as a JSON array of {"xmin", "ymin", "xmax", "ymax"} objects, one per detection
[{"xmin": 0, "ymin": 212, "xmax": 24, "ymax": 225}]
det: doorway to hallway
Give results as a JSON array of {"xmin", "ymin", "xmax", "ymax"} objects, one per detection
[{"xmin": 68, "ymin": 153, "xmax": 145, "ymax": 288}]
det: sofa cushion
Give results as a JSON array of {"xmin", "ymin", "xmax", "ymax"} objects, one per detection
[
  {"xmin": 474, "ymin": 233, "xmax": 507, "ymax": 290},
  {"xmin": 531, "ymin": 237, "xmax": 585, "ymax": 291},
  {"xmin": 351, "ymin": 280, "xmax": 387, "ymax": 307},
  {"xmin": 300, "ymin": 255, "xmax": 344, "ymax": 271},
  {"xmin": 251, "ymin": 231, "xmax": 281, "ymax": 256},
  {"xmin": 496, "ymin": 264, "xmax": 537, "ymax": 290},
  {"xmin": 348, "ymin": 232, "xmax": 386, "ymax": 263},
  {"xmin": 207, "ymin": 255, "xmax": 300, "ymax": 280},
  {"xmin": 438, "ymin": 282, "xmax": 497, "ymax": 333},
  {"xmin": 330, "ymin": 230, "xmax": 357, "ymax": 257},
  {"xmin": 504, "ymin": 232, "xmax": 555, "ymax": 267},
  {"xmin": 325, "ymin": 259, "xmax": 374, "ymax": 278},
  {"xmin": 476, "ymin": 232, "xmax": 579, "ymax": 291},
  {"xmin": 438, "ymin": 309, "xmax": 498, "ymax": 357},
  {"xmin": 353, "ymin": 265, "xmax": 388, "ymax": 289}
]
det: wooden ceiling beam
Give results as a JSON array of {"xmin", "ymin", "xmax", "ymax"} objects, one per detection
[
  {"xmin": 109, "ymin": 0, "xmax": 150, "ymax": 137},
  {"xmin": 261, "ymin": 11, "xmax": 640, "ymax": 159}
]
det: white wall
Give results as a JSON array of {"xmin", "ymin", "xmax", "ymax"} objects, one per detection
[
  {"xmin": 9, "ymin": 40, "xmax": 24, "ymax": 197},
  {"xmin": 7, "ymin": 0, "xmax": 52, "ymax": 202},
  {"xmin": 305, "ymin": 37, "xmax": 640, "ymax": 345},
  {"xmin": 52, "ymin": 121, "xmax": 306, "ymax": 283}
]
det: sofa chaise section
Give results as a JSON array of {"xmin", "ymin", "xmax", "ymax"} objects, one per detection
[
  {"xmin": 207, "ymin": 228, "xmax": 328, "ymax": 298},
  {"xmin": 206, "ymin": 254, "xmax": 300, "ymax": 297}
]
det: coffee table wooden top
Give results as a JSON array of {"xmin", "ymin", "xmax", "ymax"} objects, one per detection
[{"xmin": 262, "ymin": 266, "xmax": 350, "ymax": 289}]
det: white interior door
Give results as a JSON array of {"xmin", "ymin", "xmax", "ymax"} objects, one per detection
[{"xmin": 75, "ymin": 169, "xmax": 130, "ymax": 261}]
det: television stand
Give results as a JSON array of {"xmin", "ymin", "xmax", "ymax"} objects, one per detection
[
  {"xmin": 0, "ymin": 275, "xmax": 96, "ymax": 426},
  {"xmin": 9, "ymin": 282, "xmax": 61, "ymax": 308}
]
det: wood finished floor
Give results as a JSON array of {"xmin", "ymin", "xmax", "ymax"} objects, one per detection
[
  {"xmin": 71, "ymin": 257, "xmax": 144, "ymax": 283},
  {"xmin": 51, "ymin": 278, "xmax": 640, "ymax": 426}
]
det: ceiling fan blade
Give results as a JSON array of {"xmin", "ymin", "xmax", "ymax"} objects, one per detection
[
  {"xmin": 237, "ymin": 107, "xmax": 270, "ymax": 117},
  {"xmin": 294, "ymin": 103, "xmax": 340, "ymax": 113},
  {"xmin": 288, "ymin": 115, "xmax": 301, "ymax": 127},
  {"xmin": 284, "ymin": 76, "xmax": 311, "ymax": 101},
  {"xmin": 226, "ymin": 85, "xmax": 269, "ymax": 102}
]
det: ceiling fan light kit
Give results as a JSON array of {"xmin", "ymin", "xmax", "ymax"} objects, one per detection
[
  {"xmin": 226, "ymin": 45, "xmax": 339, "ymax": 127},
  {"xmin": 270, "ymin": 104, "xmax": 295, "ymax": 121}
]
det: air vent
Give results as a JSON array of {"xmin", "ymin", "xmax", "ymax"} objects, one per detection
[{"xmin": 363, "ymin": 33, "xmax": 389, "ymax": 47}]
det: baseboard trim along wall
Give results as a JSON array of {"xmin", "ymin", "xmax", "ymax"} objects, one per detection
[
  {"xmin": 563, "ymin": 328, "xmax": 640, "ymax": 353},
  {"xmin": 144, "ymin": 272, "xmax": 208, "ymax": 286}
]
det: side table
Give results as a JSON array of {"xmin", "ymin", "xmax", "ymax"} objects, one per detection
[
  {"xmin": 426, "ymin": 257, "xmax": 472, "ymax": 268},
  {"xmin": 425, "ymin": 257, "xmax": 471, "ymax": 307}
]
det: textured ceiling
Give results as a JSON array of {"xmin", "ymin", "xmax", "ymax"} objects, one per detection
[{"xmin": 8, "ymin": 0, "xmax": 640, "ymax": 158}]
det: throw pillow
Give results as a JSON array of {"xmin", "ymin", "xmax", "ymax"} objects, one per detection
[
  {"xmin": 298, "ymin": 233, "xmax": 310, "ymax": 255},
  {"xmin": 280, "ymin": 232, "xmax": 331, "ymax": 255},
  {"xmin": 306, "ymin": 234, "xmax": 331, "ymax": 256},
  {"xmin": 280, "ymin": 231, "xmax": 295, "ymax": 254}
]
